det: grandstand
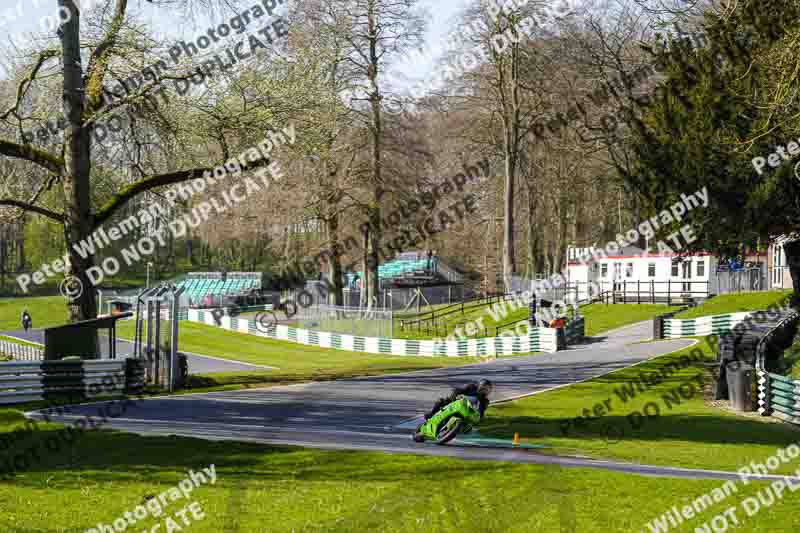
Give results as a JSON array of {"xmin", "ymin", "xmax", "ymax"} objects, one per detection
[
  {"xmin": 177, "ymin": 272, "xmax": 262, "ymax": 307},
  {"xmin": 345, "ymin": 251, "xmax": 463, "ymax": 289}
]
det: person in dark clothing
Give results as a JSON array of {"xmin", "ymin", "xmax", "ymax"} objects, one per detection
[
  {"xmin": 21, "ymin": 310, "xmax": 31, "ymax": 332},
  {"xmin": 424, "ymin": 379, "xmax": 494, "ymax": 420}
]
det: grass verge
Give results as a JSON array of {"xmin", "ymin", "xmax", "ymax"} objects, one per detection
[
  {"xmin": 115, "ymin": 321, "xmax": 487, "ymax": 388},
  {"xmin": 1, "ymin": 405, "xmax": 799, "ymax": 532},
  {"xmin": 0, "ymin": 335, "xmax": 44, "ymax": 349},
  {"xmin": 0, "ymin": 296, "xmax": 69, "ymax": 332},
  {"xmin": 674, "ymin": 290, "xmax": 792, "ymax": 319},
  {"xmin": 481, "ymin": 337, "xmax": 800, "ymax": 473},
  {"xmin": 395, "ymin": 302, "xmax": 680, "ymax": 340},
  {"xmin": 575, "ymin": 303, "xmax": 682, "ymax": 336}
]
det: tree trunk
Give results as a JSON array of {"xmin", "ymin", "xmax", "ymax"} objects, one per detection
[
  {"xmin": 61, "ymin": 1, "xmax": 97, "ymax": 325},
  {"xmin": 366, "ymin": 2, "xmax": 383, "ymax": 310},
  {"xmin": 783, "ymin": 240, "xmax": 800, "ymax": 308},
  {"xmin": 0, "ymin": 227, "xmax": 7, "ymax": 292},
  {"xmin": 503, "ymin": 152, "xmax": 516, "ymax": 291},
  {"xmin": 361, "ymin": 228, "xmax": 370, "ymax": 307},
  {"xmin": 526, "ymin": 186, "xmax": 539, "ymax": 279},
  {"xmin": 498, "ymin": 29, "xmax": 521, "ymax": 293},
  {"xmin": 326, "ymin": 211, "xmax": 344, "ymax": 306},
  {"xmin": 15, "ymin": 217, "xmax": 25, "ymax": 272},
  {"xmin": 185, "ymin": 234, "xmax": 193, "ymax": 265}
]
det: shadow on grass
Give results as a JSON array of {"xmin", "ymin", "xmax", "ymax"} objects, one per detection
[
  {"xmin": 481, "ymin": 412, "xmax": 800, "ymax": 448},
  {"xmin": 0, "ymin": 413, "xmax": 518, "ymax": 487}
]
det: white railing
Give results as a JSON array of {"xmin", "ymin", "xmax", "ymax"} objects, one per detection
[{"xmin": 0, "ymin": 339, "xmax": 44, "ymax": 361}]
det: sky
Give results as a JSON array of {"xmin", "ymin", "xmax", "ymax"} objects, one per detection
[{"xmin": 0, "ymin": 0, "xmax": 471, "ymax": 89}]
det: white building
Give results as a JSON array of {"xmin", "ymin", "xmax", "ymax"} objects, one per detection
[
  {"xmin": 565, "ymin": 245, "xmax": 718, "ymax": 302},
  {"xmin": 767, "ymin": 236, "xmax": 794, "ymax": 289}
]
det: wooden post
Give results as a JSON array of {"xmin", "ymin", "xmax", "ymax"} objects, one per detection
[{"xmin": 668, "ymin": 279, "xmax": 671, "ymax": 305}]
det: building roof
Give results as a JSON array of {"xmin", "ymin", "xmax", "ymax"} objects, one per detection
[{"xmin": 569, "ymin": 246, "xmax": 715, "ymax": 265}]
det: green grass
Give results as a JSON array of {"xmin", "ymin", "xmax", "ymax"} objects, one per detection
[
  {"xmin": 674, "ymin": 290, "xmax": 793, "ymax": 319},
  {"xmin": 3, "ymin": 296, "xmax": 800, "ymax": 530},
  {"xmin": 574, "ymin": 303, "xmax": 682, "ymax": 336},
  {"xmin": 0, "ymin": 296, "xmax": 70, "ymax": 332},
  {"xmin": 0, "ymin": 336, "xmax": 42, "ymax": 349},
  {"xmin": 115, "ymin": 321, "xmax": 486, "ymax": 388},
  {"xmin": 394, "ymin": 300, "xmax": 680, "ymax": 341},
  {"xmin": 781, "ymin": 331, "xmax": 800, "ymax": 380},
  {"xmin": 1, "ymin": 405, "xmax": 799, "ymax": 532},
  {"xmin": 392, "ymin": 298, "xmax": 523, "ymax": 340},
  {"xmin": 392, "ymin": 301, "xmax": 455, "ymax": 318},
  {"xmin": 481, "ymin": 336, "xmax": 800, "ymax": 473},
  {"xmin": 0, "ymin": 335, "xmax": 42, "ymax": 362}
]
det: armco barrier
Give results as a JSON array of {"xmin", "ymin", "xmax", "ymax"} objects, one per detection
[
  {"xmin": 662, "ymin": 312, "xmax": 752, "ymax": 339},
  {"xmin": 188, "ymin": 309, "xmax": 559, "ymax": 356},
  {"xmin": 756, "ymin": 310, "xmax": 800, "ymax": 425},
  {"xmin": 0, "ymin": 359, "xmax": 144, "ymax": 405},
  {"xmin": 758, "ymin": 371, "xmax": 800, "ymax": 424}
]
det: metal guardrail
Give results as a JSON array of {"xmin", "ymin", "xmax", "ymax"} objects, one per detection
[
  {"xmin": 0, "ymin": 359, "xmax": 144, "ymax": 405},
  {"xmin": 0, "ymin": 339, "xmax": 44, "ymax": 361},
  {"xmin": 756, "ymin": 310, "xmax": 800, "ymax": 425}
]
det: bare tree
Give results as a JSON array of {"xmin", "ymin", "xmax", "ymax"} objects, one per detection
[{"xmin": 0, "ymin": 0, "xmax": 274, "ymax": 324}]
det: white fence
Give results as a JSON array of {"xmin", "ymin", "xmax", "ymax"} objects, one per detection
[{"xmin": 0, "ymin": 338, "xmax": 44, "ymax": 361}]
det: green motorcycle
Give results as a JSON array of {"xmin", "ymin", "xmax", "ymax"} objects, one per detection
[{"xmin": 413, "ymin": 395, "xmax": 483, "ymax": 445}]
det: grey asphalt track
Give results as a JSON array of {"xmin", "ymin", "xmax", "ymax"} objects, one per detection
[
  {"xmin": 1, "ymin": 328, "xmax": 274, "ymax": 373},
  {"xmin": 26, "ymin": 320, "xmax": 793, "ymax": 481}
]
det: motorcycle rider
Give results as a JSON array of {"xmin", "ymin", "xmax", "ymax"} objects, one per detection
[{"xmin": 423, "ymin": 379, "xmax": 494, "ymax": 421}]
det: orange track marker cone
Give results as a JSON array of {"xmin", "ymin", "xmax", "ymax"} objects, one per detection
[{"xmin": 513, "ymin": 432, "xmax": 520, "ymax": 446}]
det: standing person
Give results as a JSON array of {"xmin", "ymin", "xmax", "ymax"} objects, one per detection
[{"xmin": 21, "ymin": 309, "xmax": 31, "ymax": 332}]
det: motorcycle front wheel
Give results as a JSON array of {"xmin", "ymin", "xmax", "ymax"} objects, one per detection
[{"xmin": 435, "ymin": 416, "xmax": 463, "ymax": 445}]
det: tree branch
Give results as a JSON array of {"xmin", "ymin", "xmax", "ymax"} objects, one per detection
[
  {"xmin": 0, "ymin": 49, "xmax": 60, "ymax": 121},
  {"xmin": 0, "ymin": 139, "xmax": 65, "ymax": 174},
  {"xmin": 85, "ymin": 0, "xmax": 129, "ymax": 110},
  {"xmin": 92, "ymin": 157, "xmax": 271, "ymax": 228},
  {"xmin": 0, "ymin": 199, "xmax": 64, "ymax": 222}
]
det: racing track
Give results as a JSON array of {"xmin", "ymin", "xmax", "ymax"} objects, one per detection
[{"xmin": 25, "ymin": 321, "xmax": 794, "ymax": 482}]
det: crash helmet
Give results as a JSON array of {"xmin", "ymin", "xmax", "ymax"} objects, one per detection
[{"xmin": 477, "ymin": 379, "xmax": 494, "ymax": 398}]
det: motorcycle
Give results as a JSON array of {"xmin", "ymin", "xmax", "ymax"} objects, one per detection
[{"xmin": 413, "ymin": 395, "xmax": 482, "ymax": 445}]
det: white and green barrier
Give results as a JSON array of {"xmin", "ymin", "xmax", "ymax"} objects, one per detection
[
  {"xmin": 662, "ymin": 312, "xmax": 752, "ymax": 339},
  {"xmin": 756, "ymin": 310, "xmax": 800, "ymax": 425},
  {"xmin": 187, "ymin": 309, "xmax": 559, "ymax": 356},
  {"xmin": 758, "ymin": 370, "xmax": 800, "ymax": 425}
]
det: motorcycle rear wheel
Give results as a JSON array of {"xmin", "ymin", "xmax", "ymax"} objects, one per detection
[{"xmin": 435, "ymin": 416, "xmax": 463, "ymax": 445}]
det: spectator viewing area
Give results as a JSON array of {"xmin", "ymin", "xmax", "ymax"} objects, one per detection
[{"xmin": 178, "ymin": 272, "xmax": 263, "ymax": 307}]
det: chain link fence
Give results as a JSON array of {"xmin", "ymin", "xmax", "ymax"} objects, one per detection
[{"xmin": 291, "ymin": 304, "xmax": 394, "ymax": 338}]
